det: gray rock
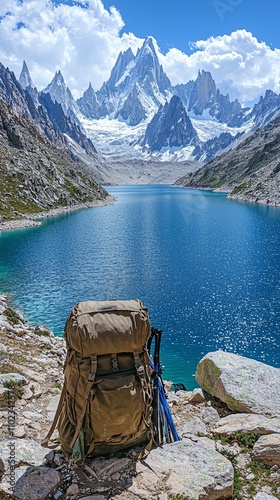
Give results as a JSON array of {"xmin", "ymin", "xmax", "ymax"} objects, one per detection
[
  {"xmin": 0, "ymin": 373, "xmax": 28, "ymax": 387},
  {"xmin": 0, "ymin": 439, "xmax": 48, "ymax": 468},
  {"xmin": 34, "ymin": 325, "xmax": 54, "ymax": 338},
  {"xmin": 126, "ymin": 437, "xmax": 234, "ymax": 499},
  {"xmin": 181, "ymin": 415, "xmax": 207, "ymax": 436},
  {"xmin": 14, "ymin": 465, "xmax": 61, "ymax": 499},
  {"xmin": 22, "ymin": 410, "xmax": 43, "ymax": 420},
  {"xmin": 0, "ymin": 465, "xmax": 28, "ymax": 494},
  {"xmin": 254, "ymin": 493, "xmax": 279, "ymax": 500},
  {"xmin": 196, "ymin": 351, "xmax": 280, "ymax": 417},
  {"xmin": 13, "ymin": 426, "xmax": 26, "ymax": 438},
  {"xmin": 22, "ymin": 386, "xmax": 34, "ymax": 400},
  {"xmin": 47, "ymin": 394, "xmax": 61, "ymax": 420},
  {"xmin": 253, "ymin": 434, "xmax": 280, "ymax": 466},
  {"xmin": 188, "ymin": 388, "xmax": 205, "ymax": 404},
  {"xmin": 66, "ymin": 483, "xmax": 80, "ymax": 496},
  {"xmin": 213, "ymin": 414, "xmax": 280, "ymax": 436},
  {"xmin": 200, "ymin": 406, "xmax": 220, "ymax": 426}
]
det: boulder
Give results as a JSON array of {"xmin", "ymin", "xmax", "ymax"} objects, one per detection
[
  {"xmin": 196, "ymin": 351, "xmax": 280, "ymax": 417},
  {"xmin": 0, "ymin": 439, "xmax": 47, "ymax": 468},
  {"xmin": 253, "ymin": 434, "xmax": 280, "ymax": 466},
  {"xmin": 212, "ymin": 414, "xmax": 280, "ymax": 436},
  {"xmin": 14, "ymin": 466, "xmax": 61, "ymax": 500},
  {"xmin": 123, "ymin": 437, "xmax": 234, "ymax": 499},
  {"xmin": 0, "ymin": 373, "xmax": 28, "ymax": 387}
]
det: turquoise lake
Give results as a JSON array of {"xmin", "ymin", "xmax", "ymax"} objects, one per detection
[{"xmin": 0, "ymin": 184, "xmax": 279, "ymax": 389}]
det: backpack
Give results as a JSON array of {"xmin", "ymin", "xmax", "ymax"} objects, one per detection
[{"xmin": 42, "ymin": 299, "xmax": 154, "ymax": 461}]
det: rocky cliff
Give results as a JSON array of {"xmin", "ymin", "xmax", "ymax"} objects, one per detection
[
  {"xmin": 175, "ymin": 114, "xmax": 280, "ymax": 206},
  {"xmin": 0, "ymin": 97, "xmax": 109, "ymax": 224},
  {"xmin": 143, "ymin": 95, "xmax": 199, "ymax": 152},
  {"xmin": 174, "ymin": 70, "xmax": 245, "ymax": 124}
]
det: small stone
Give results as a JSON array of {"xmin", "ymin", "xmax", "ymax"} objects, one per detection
[
  {"xmin": 22, "ymin": 386, "xmax": 34, "ymax": 400},
  {"xmin": 13, "ymin": 426, "xmax": 26, "ymax": 438},
  {"xmin": 54, "ymin": 491, "xmax": 64, "ymax": 499},
  {"xmin": 14, "ymin": 465, "xmax": 61, "ymax": 500},
  {"xmin": 54, "ymin": 453, "xmax": 64, "ymax": 467},
  {"xmin": 34, "ymin": 324, "xmax": 54, "ymax": 337},
  {"xmin": 188, "ymin": 388, "xmax": 205, "ymax": 404},
  {"xmin": 66, "ymin": 483, "xmax": 80, "ymax": 496},
  {"xmin": 56, "ymin": 349, "xmax": 65, "ymax": 357},
  {"xmin": 22, "ymin": 410, "xmax": 43, "ymax": 420},
  {"xmin": 246, "ymin": 473, "xmax": 255, "ymax": 480},
  {"xmin": 49, "ymin": 387, "xmax": 61, "ymax": 394},
  {"xmin": 200, "ymin": 406, "xmax": 220, "ymax": 426},
  {"xmin": 44, "ymin": 450, "xmax": 55, "ymax": 463}
]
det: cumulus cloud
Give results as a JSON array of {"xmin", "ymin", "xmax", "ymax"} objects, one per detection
[
  {"xmin": 0, "ymin": 1, "xmax": 279, "ymax": 105},
  {"xmin": 0, "ymin": 0, "xmax": 142, "ymax": 97},
  {"xmin": 160, "ymin": 30, "xmax": 280, "ymax": 105}
]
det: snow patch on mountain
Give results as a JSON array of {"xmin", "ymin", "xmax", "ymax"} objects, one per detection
[
  {"xmin": 192, "ymin": 118, "xmax": 253, "ymax": 142},
  {"xmin": 81, "ymin": 113, "xmax": 252, "ymax": 163}
]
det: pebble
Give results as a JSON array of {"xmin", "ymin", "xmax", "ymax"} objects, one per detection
[{"xmin": 66, "ymin": 483, "xmax": 80, "ymax": 496}]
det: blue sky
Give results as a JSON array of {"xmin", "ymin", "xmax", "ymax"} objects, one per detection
[
  {"xmin": 102, "ymin": 0, "xmax": 280, "ymax": 54},
  {"xmin": 0, "ymin": 0, "xmax": 280, "ymax": 104}
]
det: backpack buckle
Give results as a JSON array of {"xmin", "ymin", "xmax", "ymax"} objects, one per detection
[
  {"xmin": 111, "ymin": 353, "xmax": 119, "ymax": 372},
  {"xmin": 136, "ymin": 365, "xmax": 145, "ymax": 375},
  {"xmin": 87, "ymin": 373, "xmax": 96, "ymax": 383},
  {"xmin": 87, "ymin": 354, "xmax": 97, "ymax": 383}
]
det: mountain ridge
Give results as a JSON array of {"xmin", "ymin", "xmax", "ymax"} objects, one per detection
[
  {"xmin": 174, "ymin": 114, "xmax": 280, "ymax": 206},
  {"xmin": 0, "ymin": 96, "xmax": 109, "ymax": 223}
]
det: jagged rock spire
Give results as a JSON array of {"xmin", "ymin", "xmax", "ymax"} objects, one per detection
[{"xmin": 19, "ymin": 60, "xmax": 33, "ymax": 89}]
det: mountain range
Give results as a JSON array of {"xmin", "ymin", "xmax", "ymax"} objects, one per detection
[
  {"xmin": 1, "ymin": 34, "xmax": 280, "ymax": 215},
  {"xmin": 16, "ymin": 36, "xmax": 280, "ymax": 166},
  {"xmin": 175, "ymin": 115, "xmax": 280, "ymax": 206},
  {"xmin": 0, "ymin": 61, "xmax": 113, "ymax": 223}
]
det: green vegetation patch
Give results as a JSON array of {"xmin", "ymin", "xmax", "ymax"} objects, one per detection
[{"xmin": 4, "ymin": 307, "xmax": 22, "ymax": 326}]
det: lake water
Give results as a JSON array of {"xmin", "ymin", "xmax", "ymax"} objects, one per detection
[{"xmin": 0, "ymin": 184, "xmax": 279, "ymax": 389}]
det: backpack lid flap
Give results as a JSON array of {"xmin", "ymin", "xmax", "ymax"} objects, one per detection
[{"xmin": 65, "ymin": 299, "xmax": 151, "ymax": 355}]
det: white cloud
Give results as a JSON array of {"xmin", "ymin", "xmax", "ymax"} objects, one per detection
[
  {"xmin": 160, "ymin": 30, "xmax": 280, "ymax": 105},
  {"xmin": 0, "ymin": 0, "xmax": 142, "ymax": 98},
  {"xmin": 0, "ymin": 1, "xmax": 279, "ymax": 106}
]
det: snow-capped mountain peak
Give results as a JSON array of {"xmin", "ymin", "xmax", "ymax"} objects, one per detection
[
  {"xmin": 77, "ymin": 36, "xmax": 172, "ymax": 126},
  {"xmin": 107, "ymin": 47, "xmax": 135, "ymax": 90},
  {"xmin": 19, "ymin": 60, "xmax": 34, "ymax": 89},
  {"xmin": 42, "ymin": 70, "xmax": 78, "ymax": 118}
]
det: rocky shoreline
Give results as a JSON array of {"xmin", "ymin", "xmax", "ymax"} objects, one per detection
[
  {"xmin": 0, "ymin": 295, "xmax": 279, "ymax": 499},
  {"xmin": 0, "ymin": 196, "xmax": 116, "ymax": 232}
]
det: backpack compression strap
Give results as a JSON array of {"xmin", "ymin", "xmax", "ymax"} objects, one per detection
[
  {"xmin": 69, "ymin": 354, "xmax": 98, "ymax": 450},
  {"xmin": 41, "ymin": 381, "xmax": 67, "ymax": 449}
]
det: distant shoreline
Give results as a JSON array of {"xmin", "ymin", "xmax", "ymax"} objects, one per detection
[{"xmin": 0, "ymin": 195, "xmax": 116, "ymax": 233}]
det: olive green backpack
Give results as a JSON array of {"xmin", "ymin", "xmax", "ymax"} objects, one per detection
[{"xmin": 42, "ymin": 299, "xmax": 153, "ymax": 461}]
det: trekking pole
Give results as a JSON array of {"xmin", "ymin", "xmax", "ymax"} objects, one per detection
[{"xmin": 149, "ymin": 327, "xmax": 180, "ymax": 445}]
